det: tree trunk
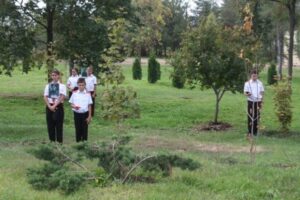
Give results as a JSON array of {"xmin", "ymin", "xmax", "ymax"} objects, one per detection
[
  {"xmin": 213, "ymin": 88, "xmax": 226, "ymax": 124},
  {"xmin": 214, "ymin": 94, "xmax": 220, "ymax": 124},
  {"xmin": 287, "ymin": 0, "xmax": 296, "ymax": 79},
  {"xmin": 46, "ymin": 3, "xmax": 55, "ymax": 82},
  {"xmin": 276, "ymin": 24, "xmax": 284, "ymax": 80}
]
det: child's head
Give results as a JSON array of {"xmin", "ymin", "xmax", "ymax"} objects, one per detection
[
  {"xmin": 51, "ymin": 69, "xmax": 60, "ymax": 82},
  {"xmin": 86, "ymin": 66, "xmax": 93, "ymax": 75},
  {"xmin": 250, "ymin": 69, "xmax": 258, "ymax": 81},
  {"xmin": 71, "ymin": 68, "xmax": 78, "ymax": 76},
  {"xmin": 77, "ymin": 77, "xmax": 86, "ymax": 91}
]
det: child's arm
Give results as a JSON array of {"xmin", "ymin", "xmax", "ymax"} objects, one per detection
[{"xmin": 86, "ymin": 105, "xmax": 92, "ymax": 124}]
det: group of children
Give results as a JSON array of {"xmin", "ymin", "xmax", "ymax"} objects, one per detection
[
  {"xmin": 44, "ymin": 67, "xmax": 97, "ymax": 143},
  {"xmin": 44, "ymin": 67, "xmax": 264, "ymax": 143}
]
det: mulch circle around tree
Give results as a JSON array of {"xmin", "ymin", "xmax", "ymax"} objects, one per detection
[{"xmin": 193, "ymin": 122, "xmax": 232, "ymax": 132}]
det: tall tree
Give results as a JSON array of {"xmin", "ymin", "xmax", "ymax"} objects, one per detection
[
  {"xmin": 161, "ymin": 0, "xmax": 188, "ymax": 56},
  {"xmin": 181, "ymin": 14, "xmax": 247, "ymax": 123},
  {"xmin": 268, "ymin": 0, "xmax": 297, "ymax": 78},
  {"xmin": 0, "ymin": 0, "xmax": 35, "ymax": 75},
  {"xmin": 190, "ymin": 0, "xmax": 219, "ymax": 25}
]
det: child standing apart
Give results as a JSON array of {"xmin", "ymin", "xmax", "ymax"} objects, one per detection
[
  {"xmin": 44, "ymin": 69, "xmax": 66, "ymax": 143},
  {"xmin": 69, "ymin": 78, "xmax": 93, "ymax": 142},
  {"xmin": 67, "ymin": 67, "xmax": 79, "ymax": 98},
  {"xmin": 85, "ymin": 66, "xmax": 97, "ymax": 116}
]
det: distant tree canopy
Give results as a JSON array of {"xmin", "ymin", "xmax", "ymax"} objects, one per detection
[{"xmin": 0, "ymin": 0, "xmax": 133, "ymax": 77}]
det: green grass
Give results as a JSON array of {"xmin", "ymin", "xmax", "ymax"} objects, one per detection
[{"xmin": 1, "ymin": 64, "xmax": 300, "ymax": 199}]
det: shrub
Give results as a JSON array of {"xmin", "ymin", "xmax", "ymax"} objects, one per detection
[
  {"xmin": 148, "ymin": 53, "xmax": 160, "ymax": 83},
  {"xmin": 267, "ymin": 63, "xmax": 277, "ymax": 85},
  {"xmin": 273, "ymin": 78, "xmax": 292, "ymax": 133},
  {"xmin": 132, "ymin": 57, "xmax": 142, "ymax": 80},
  {"xmin": 170, "ymin": 52, "xmax": 186, "ymax": 88}
]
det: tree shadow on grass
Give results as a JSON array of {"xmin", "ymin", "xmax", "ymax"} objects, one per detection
[{"xmin": 261, "ymin": 130, "xmax": 300, "ymax": 139}]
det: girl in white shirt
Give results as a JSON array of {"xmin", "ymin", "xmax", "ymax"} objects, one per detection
[{"xmin": 67, "ymin": 68, "xmax": 79, "ymax": 98}]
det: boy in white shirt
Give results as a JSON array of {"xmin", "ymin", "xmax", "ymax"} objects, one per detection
[
  {"xmin": 244, "ymin": 70, "xmax": 264, "ymax": 138},
  {"xmin": 69, "ymin": 78, "xmax": 93, "ymax": 142},
  {"xmin": 67, "ymin": 67, "xmax": 79, "ymax": 98},
  {"xmin": 44, "ymin": 69, "xmax": 67, "ymax": 143},
  {"xmin": 85, "ymin": 66, "xmax": 97, "ymax": 116}
]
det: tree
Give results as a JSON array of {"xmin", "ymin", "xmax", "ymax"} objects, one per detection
[
  {"xmin": 170, "ymin": 51, "xmax": 186, "ymax": 89},
  {"xmin": 0, "ymin": 0, "xmax": 36, "ymax": 75},
  {"xmin": 161, "ymin": 0, "xmax": 188, "ymax": 56},
  {"xmin": 267, "ymin": 63, "xmax": 278, "ymax": 85},
  {"xmin": 148, "ymin": 53, "xmax": 160, "ymax": 84},
  {"xmin": 181, "ymin": 14, "xmax": 247, "ymax": 123},
  {"xmin": 130, "ymin": 0, "xmax": 167, "ymax": 56},
  {"xmin": 132, "ymin": 57, "xmax": 142, "ymax": 80},
  {"xmin": 190, "ymin": 0, "xmax": 219, "ymax": 25},
  {"xmin": 266, "ymin": 0, "xmax": 298, "ymax": 79}
]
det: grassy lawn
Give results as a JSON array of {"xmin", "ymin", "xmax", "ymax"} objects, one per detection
[{"xmin": 0, "ymin": 64, "xmax": 300, "ymax": 200}]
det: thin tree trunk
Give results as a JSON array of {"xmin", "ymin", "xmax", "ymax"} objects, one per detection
[
  {"xmin": 276, "ymin": 24, "xmax": 284, "ymax": 80},
  {"xmin": 46, "ymin": 3, "xmax": 55, "ymax": 82},
  {"xmin": 213, "ymin": 88, "xmax": 226, "ymax": 124},
  {"xmin": 287, "ymin": 1, "xmax": 296, "ymax": 79}
]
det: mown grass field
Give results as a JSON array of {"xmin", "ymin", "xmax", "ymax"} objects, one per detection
[{"xmin": 0, "ymin": 63, "xmax": 300, "ymax": 200}]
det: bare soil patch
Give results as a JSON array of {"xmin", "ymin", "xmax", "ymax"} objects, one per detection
[
  {"xmin": 192, "ymin": 122, "xmax": 232, "ymax": 132},
  {"xmin": 134, "ymin": 136, "xmax": 265, "ymax": 153}
]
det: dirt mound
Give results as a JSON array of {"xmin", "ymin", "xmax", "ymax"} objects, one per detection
[{"xmin": 193, "ymin": 122, "xmax": 232, "ymax": 132}]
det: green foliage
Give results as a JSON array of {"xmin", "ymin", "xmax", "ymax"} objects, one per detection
[
  {"xmin": 101, "ymin": 86, "xmax": 140, "ymax": 122},
  {"xmin": 267, "ymin": 63, "xmax": 278, "ymax": 85},
  {"xmin": 132, "ymin": 57, "xmax": 142, "ymax": 80},
  {"xmin": 273, "ymin": 78, "xmax": 292, "ymax": 133},
  {"xmin": 99, "ymin": 18, "xmax": 140, "ymax": 124},
  {"xmin": 148, "ymin": 53, "xmax": 161, "ymax": 83},
  {"xmin": 0, "ymin": 1, "xmax": 36, "ymax": 75},
  {"xmin": 181, "ymin": 13, "xmax": 247, "ymax": 123},
  {"xmin": 170, "ymin": 51, "xmax": 186, "ymax": 89},
  {"xmin": 27, "ymin": 144, "xmax": 87, "ymax": 194},
  {"xmin": 75, "ymin": 137, "xmax": 200, "ymax": 181}
]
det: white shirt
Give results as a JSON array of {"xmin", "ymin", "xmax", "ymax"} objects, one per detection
[
  {"xmin": 67, "ymin": 75, "xmax": 79, "ymax": 90},
  {"xmin": 85, "ymin": 74, "xmax": 97, "ymax": 92},
  {"xmin": 44, "ymin": 82, "xmax": 67, "ymax": 104},
  {"xmin": 244, "ymin": 79, "xmax": 264, "ymax": 102},
  {"xmin": 69, "ymin": 90, "xmax": 93, "ymax": 113}
]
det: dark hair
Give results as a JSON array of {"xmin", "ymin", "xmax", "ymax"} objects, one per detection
[
  {"xmin": 71, "ymin": 68, "xmax": 79, "ymax": 74},
  {"xmin": 51, "ymin": 69, "xmax": 60, "ymax": 75},
  {"xmin": 77, "ymin": 77, "xmax": 86, "ymax": 84},
  {"xmin": 250, "ymin": 69, "xmax": 258, "ymax": 75}
]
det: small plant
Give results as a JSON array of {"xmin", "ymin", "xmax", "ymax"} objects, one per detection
[
  {"xmin": 148, "ymin": 53, "xmax": 161, "ymax": 83},
  {"xmin": 273, "ymin": 78, "xmax": 292, "ymax": 133},
  {"xmin": 132, "ymin": 57, "xmax": 142, "ymax": 80},
  {"xmin": 170, "ymin": 52, "xmax": 186, "ymax": 89},
  {"xmin": 27, "ymin": 138, "xmax": 201, "ymax": 194},
  {"xmin": 267, "ymin": 63, "xmax": 277, "ymax": 85}
]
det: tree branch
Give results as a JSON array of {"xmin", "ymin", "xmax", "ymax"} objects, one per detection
[{"xmin": 121, "ymin": 156, "xmax": 155, "ymax": 184}]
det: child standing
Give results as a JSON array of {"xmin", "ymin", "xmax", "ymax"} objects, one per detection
[
  {"xmin": 69, "ymin": 78, "xmax": 93, "ymax": 142},
  {"xmin": 44, "ymin": 69, "xmax": 66, "ymax": 143},
  {"xmin": 67, "ymin": 67, "xmax": 79, "ymax": 98},
  {"xmin": 85, "ymin": 66, "xmax": 97, "ymax": 116}
]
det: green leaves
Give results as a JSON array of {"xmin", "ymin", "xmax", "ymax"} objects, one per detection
[{"xmin": 273, "ymin": 78, "xmax": 292, "ymax": 133}]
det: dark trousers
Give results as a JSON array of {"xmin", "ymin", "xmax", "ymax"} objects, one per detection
[
  {"xmin": 247, "ymin": 101, "xmax": 262, "ymax": 136},
  {"xmin": 74, "ymin": 112, "xmax": 89, "ymax": 142},
  {"xmin": 46, "ymin": 104, "xmax": 64, "ymax": 143},
  {"xmin": 90, "ymin": 91, "xmax": 95, "ymax": 117}
]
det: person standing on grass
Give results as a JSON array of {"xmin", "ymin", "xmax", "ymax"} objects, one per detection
[
  {"xmin": 69, "ymin": 78, "xmax": 92, "ymax": 142},
  {"xmin": 85, "ymin": 66, "xmax": 97, "ymax": 117},
  {"xmin": 244, "ymin": 69, "xmax": 264, "ymax": 139},
  {"xmin": 67, "ymin": 67, "xmax": 79, "ymax": 98},
  {"xmin": 44, "ymin": 69, "xmax": 67, "ymax": 143}
]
